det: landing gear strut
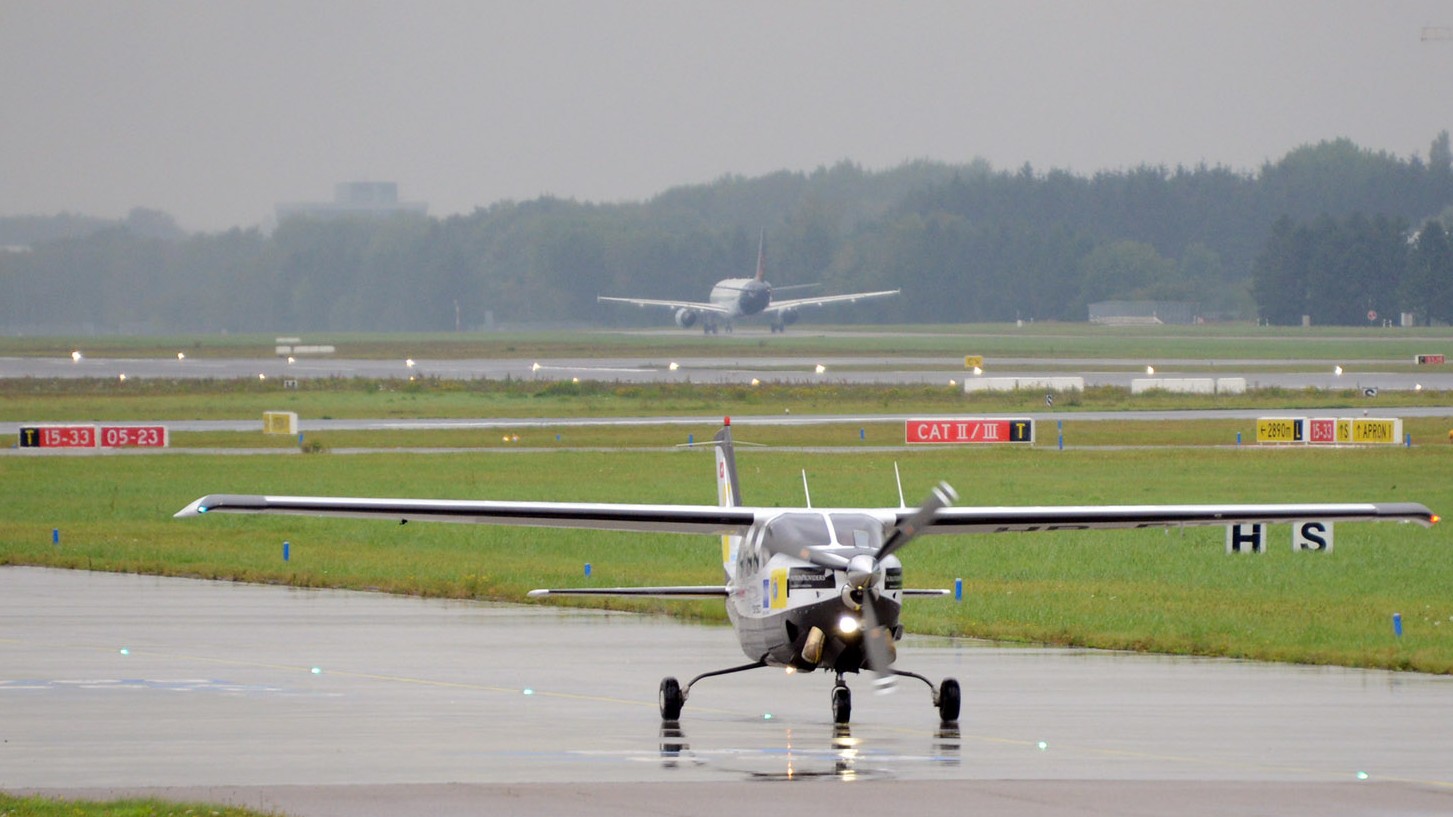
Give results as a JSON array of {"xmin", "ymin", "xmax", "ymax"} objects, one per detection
[
  {"xmin": 658, "ymin": 662, "xmax": 960, "ymax": 724},
  {"xmin": 892, "ymin": 669, "xmax": 961, "ymax": 723},
  {"xmin": 658, "ymin": 660, "xmax": 768, "ymax": 721}
]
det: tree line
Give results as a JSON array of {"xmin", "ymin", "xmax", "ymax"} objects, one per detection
[{"xmin": 3, "ymin": 134, "xmax": 1452, "ymax": 334}]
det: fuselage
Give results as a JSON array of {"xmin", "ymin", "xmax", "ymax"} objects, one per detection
[
  {"xmin": 708, "ymin": 277, "xmax": 773, "ymax": 319},
  {"xmin": 723, "ymin": 511, "xmax": 904, "ymax": 673}
]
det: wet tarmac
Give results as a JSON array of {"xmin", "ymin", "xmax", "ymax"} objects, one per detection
[{"xmin": 4, "ymin": 567, "xmax": 1452, "ymax": 816}]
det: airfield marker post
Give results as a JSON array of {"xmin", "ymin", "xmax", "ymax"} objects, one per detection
[
  {"xmin": 1057, "ymin": 421, "xmax": 1063, "ymax": 451},
  {"xmin": 584, "ymin": 562, "xmax": 592, "ymax": 578},
  {"xmin": 283, "ymin": 541, "xmax": 290, "ymax": 562},
  {"xmin": 1393, "ymin": 613, "xmax": 1403, "ymax": 638},
  {"xmin": 954, "ymin": 578, "xmax": 963, "ymax": 601},
  {"xmin": 52, "ymin": 528, "xmax": 58, "ymax": 545}
]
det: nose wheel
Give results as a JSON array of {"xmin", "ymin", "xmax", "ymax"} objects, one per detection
[{"xmin": 831, "ymin": 683, "xmax": 852, "ymax": 724}]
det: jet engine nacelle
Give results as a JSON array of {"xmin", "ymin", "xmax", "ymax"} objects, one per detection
[
  {"xmin": 779, "ymin": 308, "xmax": 800, "ymax": 326},
  {"xmin": 674, "ymin": 308, "xmax": 699, "ymax": 328}
]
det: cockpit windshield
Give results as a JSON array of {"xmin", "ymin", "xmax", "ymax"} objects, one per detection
[
  {"xmin": 760, "ymin": 512, "xmax": 884, "ymax": 556},
  {"xmin": 830, "ymin": 513, "xmax": 885, "ymax": 552}
]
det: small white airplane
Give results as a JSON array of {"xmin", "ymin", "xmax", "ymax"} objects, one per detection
[
  {"xmin": 597, "ymin": 231, "xmax": 899, "ymax": 333},
  {"xmin": 176, "ymin": 419, "xmax": 1436, "ymax": 725}
]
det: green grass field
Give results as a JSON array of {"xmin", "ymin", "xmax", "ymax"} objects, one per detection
[
  {"xmin": 4, "ymin": 439, "xmax": 1449, "ymax": 672},
  {"xmin": 0, "ymin": 793, "xmax": 277, "ymax": 817}
]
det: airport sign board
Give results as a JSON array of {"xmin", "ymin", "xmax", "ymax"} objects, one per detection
[{"xmin": 905, "ymin": 418, "xmax": 1034, "ymax": 444}]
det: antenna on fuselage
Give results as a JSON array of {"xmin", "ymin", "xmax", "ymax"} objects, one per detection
[
  {"xmin": 801, "ymin": 469, "xmax": 812, "ymax": 508},
  {"xmin": 893, "ymin": 463, "xmax": 906, "ymax": 509}
]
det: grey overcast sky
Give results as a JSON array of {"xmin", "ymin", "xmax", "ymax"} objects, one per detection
[{"xmin": 2, "ymin": 1, "xmax": 1450, "ymax": 233}]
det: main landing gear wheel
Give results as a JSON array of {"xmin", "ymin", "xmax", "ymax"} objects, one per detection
[
  {"xmin": 831, "ymin": 684, "xmax": 852, "ymax": 724},
  {"xmin": 937, "ymin": 677, "xmax": 961, "ymax": 723},
  {"xmin": 659, "ymin": 676, "xmax": 684, "ymax": 721}
]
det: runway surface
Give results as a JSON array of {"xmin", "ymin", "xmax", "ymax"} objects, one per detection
[
  {"xmin": 6, "ymin": 353, "xmax": 1453, "ymax": 391},
  {"xmin": 4, "ymin": 567, "xmax": 1451, "ymax": 816}
]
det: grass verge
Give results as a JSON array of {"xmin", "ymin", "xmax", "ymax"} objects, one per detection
[{"xmin": 3, "ymin": 443, "xmax": 1449, "ymax": 673}]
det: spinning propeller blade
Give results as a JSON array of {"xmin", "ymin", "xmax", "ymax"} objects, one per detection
[
  {"xmin": 862, "ymin": 481, "xmax": 958, "ymax": 692},
  {"xmin": 878, "ymin": 482, "xmax": 957, "ymax": 562}
]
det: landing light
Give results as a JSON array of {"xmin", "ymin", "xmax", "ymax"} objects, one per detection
[{"xmin": 837, "ymin": 615, "xmax": 861, "ymax": 635}]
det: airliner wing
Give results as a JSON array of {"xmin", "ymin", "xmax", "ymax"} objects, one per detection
[
  {"xmin": 175, "ymin": 494, "xmax": 758, "ymax": 534},
  {"xmin": 914, "ymin": 502, "xmax": 1437, "ymax": 534},
  {"xmin": 765, "ymin": 289, "xmax": 901, "ymax": 313},
  {"xmin": 597, "ymin": 295, "xmax": 733, "ymax": 315}
]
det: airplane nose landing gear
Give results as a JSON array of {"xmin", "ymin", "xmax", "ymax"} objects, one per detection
[{"xmin": 831, "ymin": 678, "xmax": 852, "ymax": 724}]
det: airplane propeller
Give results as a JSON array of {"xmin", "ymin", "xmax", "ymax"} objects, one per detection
[{"xmin": 824, "ymin": 482, "xmax": 957, "ymax": 692}]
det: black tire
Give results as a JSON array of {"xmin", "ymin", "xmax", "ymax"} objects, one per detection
[
  {"xmin": 659, "ymin": 676, "xmax": 684, "ymax": 721},
  {"xmin": 831, "ymin": 684, "xmax": 852, "ymax": 724},
  {"xmin": 937, "ymin": 678, "xmax": 961, "ymax": 723}
]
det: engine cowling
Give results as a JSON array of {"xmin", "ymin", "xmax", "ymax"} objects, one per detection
[
  {"xmin": 779, "ymin": 308, "xmax": 800, "ymax": 326},
  {"xmin": 674, "ymin": 308, "xmax": 698, "ymax": 328}
]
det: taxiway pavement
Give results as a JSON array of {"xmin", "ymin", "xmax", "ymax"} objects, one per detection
[{"xmin": 4, "ymin": 567, "xmax": 1451, "ymax": 816}]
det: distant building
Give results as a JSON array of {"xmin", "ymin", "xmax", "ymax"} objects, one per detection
[
  {"xmin": 1088, "ymin": 300, "xmax": 1197, "ymax": 325},
  {"xmin": 276, "ymin": 182, "xmax": 427, "ymax": 223}
]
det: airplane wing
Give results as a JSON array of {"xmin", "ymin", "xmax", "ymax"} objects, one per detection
[
  {"xmin": 178, "ymin": 496, "xmax": 1435, "ymax": 534},
  {"xmin": 175, "ymin": 494, "xmax": 758, "ymax": 534},
  {"xmin": 527, "ymin": 586, "xmax": 728, "ymax": 598},
  {"xmin": 913, "ymin": 502, "xmax": 1437, "ymax": 534},
  {"xmin": 764, "ymin": 289, "xmax": 900, "ymax": 313},
  {"xmin": 596, "ymin": 295, "xmax": 733, "ymax": 315}
]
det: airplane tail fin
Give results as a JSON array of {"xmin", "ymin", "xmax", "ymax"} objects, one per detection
[
  {"xmin": 754, "ymin": 229, "xmax": 766, "ymax": 282},
  {"xmin": 714, "ymin": 418, "xmax": 744, "ymax": 575},
  {"xmin": 714, "ymin": 419, "xmax": 743, "ymax": 508}
]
